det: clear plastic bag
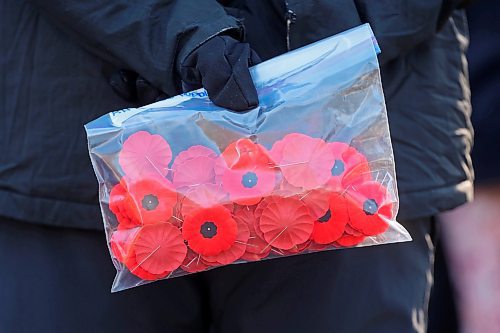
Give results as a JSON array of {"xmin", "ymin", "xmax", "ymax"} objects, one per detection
[{"xmin": 85, "ymin": 24, "xmax": 411, "ymax": 292}]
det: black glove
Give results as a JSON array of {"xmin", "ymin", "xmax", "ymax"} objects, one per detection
[
  {"xmin": 109, "ymin": 70, "xmax": 166, "ymax": 106},
  {"xmin": 180, "ymin": 35, "xmax": 261, "ymax": 112}
]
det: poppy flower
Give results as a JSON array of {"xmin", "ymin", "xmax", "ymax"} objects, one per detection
[
  {"xmin": 179, "ymin": 183, "xmax": 232, "ymax": 218},
  {"xmin": 220, "ymin": 139, "xmax": 277, "ymax": 205},
  {"xmin": 326, "ymin": 143, "xmax": 372, "ymax": 191},
  {"xmin": 181, "ymin": 248, "xmax": 211, "ymax": 273},
  {"xmin": 346, "ymin": 181, "xmax": 393, "ymax": 236},
  {"xmin": 311, "ymin": 192, "xmax": 349, "ymax": 244},
  {"xmin": 202, "ymin": 222, "xmax": 250, "ymax": 265},
  {"xmin": 234, "ymin": 205, "xmax": 271, "ymax": 260},
  {"xmin": 182, "ymin": 205, "xmax": 238, "ymax": 256},
  {"xmin": 109, "ymin": 180, "xmax": 141, "ymax": 229},
  {"xmin": 109, "ymin": 228, "xmax": 139, "ymax": 263},
  {"xmin": 258, "ymin": 197, "xmax": 315, "ymax": 250},
  {"xmin": 171, "ymin": 146, "xmax": 218, "ymax": 188},
  {"xmin": 119, "ymin": 131, "xmax": 172, "ymax": 177},
  {"xmin": 275, "ymin": 134, "xmax": 334, "ymax": 190},
  {"xmin": 125, "ymin": 223, "xmax": 187, "ymax": 280},
  {"xmin": 125, "ymin": 177, "xmax": 177, "ymax": 225}
]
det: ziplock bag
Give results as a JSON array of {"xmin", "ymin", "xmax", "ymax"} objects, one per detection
[{"xmin": 85, "ymin": 24, "xmax": 411, "ymax": 292}]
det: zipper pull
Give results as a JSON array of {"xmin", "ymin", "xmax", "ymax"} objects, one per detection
[{"xmin": 286, "ymin": 9, "xmax": 297, "ymax": 51}]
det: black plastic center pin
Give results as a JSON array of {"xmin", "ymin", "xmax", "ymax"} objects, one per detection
[
  {"xmin": 318, "ymin": 209, "xmax": 332, "ymax": 223},
  {"xmin": 141, "ymin": 194, "xmax": 159, "ymax": 211},
  {"xmin": 331, "ymin": 160, "xmax": 345, "ymax": 176},
  {"xmin": 363, "ymin": 199, "xmax": 378, "ymax": 215},
  {"xmin": 241, "ymin": 172, "xmax": 258, "ymax": 188},
  {"xmin": 200, "ymin": 221, "xmax": 218, "ymax": 238}
]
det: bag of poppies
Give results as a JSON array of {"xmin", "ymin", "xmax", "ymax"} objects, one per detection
[{"xmin": 85, "ymin": 24, "xmax": 411, "ymax": 292}]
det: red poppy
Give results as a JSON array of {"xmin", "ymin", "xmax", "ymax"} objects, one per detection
[
  {"xmin": 275, "ymin": 134, "xmax": 333, "ymax": 190},
  {"xmin": 125, "ymin": 177, "xmax": 177, "ymax": 225},
  {"xmin": 220, "ymin": 139, "xmax": 277, "ymax": 205},
  {"xmin": 258, "ymin": 197, "xmax": 315, "ymax": 250},
  {"xmin": 234, "ymin": 205, "xmax": 271, "ymax": 260},
  {"xmin": 182, "ymin": 205, "xmax": 238, "ymax": 256},
  {"xmin": 298, "ymin": 188, "xmax": 330, "ymax": 220},
  {"xmin": 253, "ymin": 195, "xmax": 283, "ymax": 240},
  {"xmin": 125, "ymin": 223, "xmax": 187, "ymax": 280},
  {"xmin": 109, "ymin": 228, "xmax": 139, "ymax": 263},
  {"xmin": 171, "ymin": 146, "xmax": 218, "ymax": 188},
  {"xmin": 119, "ymin": 131, "xmax": 172, "ymax": 177},
  {"xmin": 169, "ymin": 199, "xmax": 184, "ymax": 228},
  {"xmin": 109, "ymin": 180, "xmax": 141, "ymax": 229},
  {"xmin": 346, "ymin": 181, "xmax": 393, "ymax": 236},
  {"xmin": 179, "ymin": 183, "xmax": 232, "ymax": 218},
  {"xmin": 326, "ymin": 143, "xmax": 372, "ymax": 191},
  {"xmin": 202, "ymin": 222, "xmax": 250, "ymax": 265},
  {"xmin": 311, "ymin": 192, "xmax": 349, "ymax": 244},
  {"xmin": 181, "ymin": 248, "xmax": 211, "ymax": 273}
]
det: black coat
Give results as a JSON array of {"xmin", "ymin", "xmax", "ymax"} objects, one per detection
[{"xmin": 0, "ymin": 0, "xmax": 473, "ymax": 230}]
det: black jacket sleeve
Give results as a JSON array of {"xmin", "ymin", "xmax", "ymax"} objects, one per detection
[
  {"xmin": 29, "ymin": 0, "xmax": 243, "ymax": 96},
  {"xmin": 354, "ymin": 0, "xmax": 467, "ymax": 65}
]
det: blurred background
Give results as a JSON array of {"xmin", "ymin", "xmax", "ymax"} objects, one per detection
[{"xmin": 428, "ymin": 1, "xmax": 500, "ymax": 332}]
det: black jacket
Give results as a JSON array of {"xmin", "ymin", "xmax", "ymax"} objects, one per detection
[{"xmin": 0, "ymin": 0, "xmax": 472, "ymax": 230}]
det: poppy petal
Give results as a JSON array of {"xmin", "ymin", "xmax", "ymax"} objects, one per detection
[
  {"xmin": 125, "ymin": 223, "xmax": 187, "ymax": 279},
  {"xmin": 179, "ymin": 184, "xmax": 231, "ymax": 218},
  {"xmin": 171, "ymin": 146, "xmax": 218, "ymax": 188},
  {"xmin": 258, "ymin": 197, "xmax": 315, "ymax": 250},
  {"xmin": 109, "ymin": 228, "xmax": 139, "ymax": 263},
  {"xmin": 281, "ymin": 240, "xmax": 312, "ymax": 255},
  {"xmin": 234, "ymin": 205, "xmax": 271, "ymax": 258},
  {"xmin": 279, "ymin": 134, "xmax": 333, "ymax": 190},
  {"xmin": 181, "ymin": 248, "xmax": 210, "ymax": 273},
  {"xmin": 109, "ymin": 180, "xmax": 141, "ymax": 229},
  {"xmin": 299, "ymin": 188, "xmax": 330, "ymax": 219},
  {"xmin": 119, "ymin": 131, "xmax": 172, "ymax": 177},
  {"xmin": 335, "ymin": 233, "xmax": 366, "ymax": 247}
]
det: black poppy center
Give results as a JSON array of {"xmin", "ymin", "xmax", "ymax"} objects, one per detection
[
  {"xmin": 141, "ymin": 194, "xmax": 159, "ymax": 211},
  {"xmin": 200, "ymin": 221, "xmax": 218, "ymax": 239},
  {"xmin": 363, "ymin": 199, "xmax": 378, "ymax": 215},
  {"xmin": 241, "ymin": 172, "xmax": 259, "ymax": 188},
  {"xmin": 331, "ymin": 159, "xmax": 345, "ymax": 176},
  {"xmin": 318, "ymin": 209, "xmax": 332, "ymax": 223}
]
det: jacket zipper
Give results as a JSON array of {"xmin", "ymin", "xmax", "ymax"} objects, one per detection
[{"xmin": 285, "ymin": 5, "xmax": 296, "ymax": 51}]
